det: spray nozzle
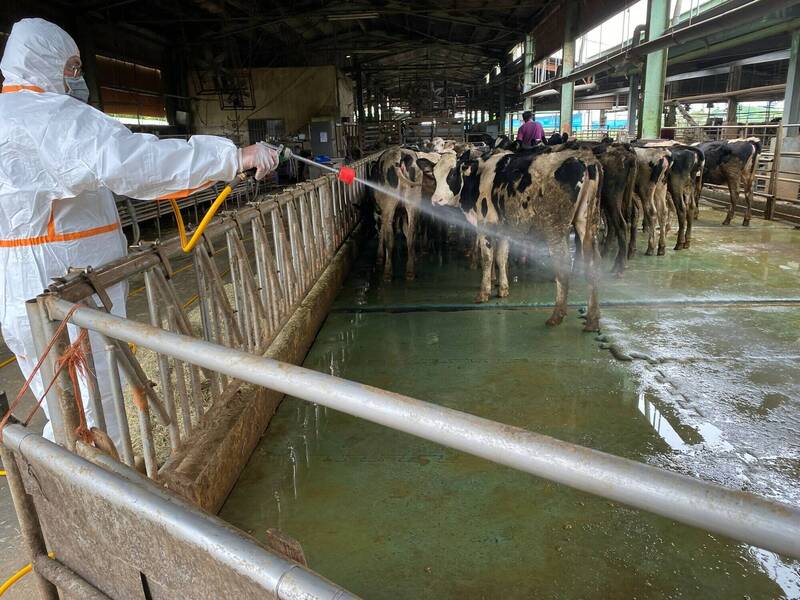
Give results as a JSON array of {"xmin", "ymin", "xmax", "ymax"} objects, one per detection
[{"xmin": 338, "ymin": 166, "xmax": 356, "ymax": 185}]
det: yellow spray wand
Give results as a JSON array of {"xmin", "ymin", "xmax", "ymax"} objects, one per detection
[
  {"xmin": 168, "ymin": 144, "xmax": 357, "ymax": 253},
  {"xmin": 168, "ymin": 144, "xmax": 293, "ymax": 253}
]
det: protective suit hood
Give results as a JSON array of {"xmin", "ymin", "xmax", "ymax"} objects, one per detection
[{"xmin": 0, "ymin": 18, "xmax": 79, "ymax": 94}]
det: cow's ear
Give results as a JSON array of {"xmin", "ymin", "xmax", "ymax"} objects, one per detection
[
  {"xmin": 459, "ymin": 150, "xmax": 471, "ymax": 163},
  {"xmin": 417, "ymin": 158, "xmax": 436, "ymax": 175}
]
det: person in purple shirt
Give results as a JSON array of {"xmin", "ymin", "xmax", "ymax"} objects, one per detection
[{"xmin": 516, "ymin": 110, "xmax": 544, "ymax": 148}]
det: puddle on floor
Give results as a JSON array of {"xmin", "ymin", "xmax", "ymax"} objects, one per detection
[{"xmin": 221, "ymin": 208, "xmax": 800, "ymax": 599}]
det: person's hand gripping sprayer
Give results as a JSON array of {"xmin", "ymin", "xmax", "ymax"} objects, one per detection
[{"xmin": 170, "ymin": 142, "xmax": 357, "ymax": 253}]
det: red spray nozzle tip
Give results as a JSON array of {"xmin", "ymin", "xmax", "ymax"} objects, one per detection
[{"xmin": 338, "ymin": 166, "xmax": 356, "ymax": 185}]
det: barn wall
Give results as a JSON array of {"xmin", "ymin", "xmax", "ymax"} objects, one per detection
[{"xmin": 189, "ymin": 65, "xmax": 354, "ymax": 143}]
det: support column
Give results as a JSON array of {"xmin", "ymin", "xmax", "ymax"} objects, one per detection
[
  {"xmin": 726, "ymin": 65, "xmax": 742, "ymax": 125},
  {"xmin": 640, "ymin": 0, "xmax": 670, "ymax": 138},
  {"xmin": 560, "ymin": 2, "xmax": 578, "ymax": 135},
  {"xmin": 523, "ymin": 33, "xmax": 536, "ymax": 111},
  {"xmin": 784, "ymin": 29, "xmax": 800, "ymax": 136}
]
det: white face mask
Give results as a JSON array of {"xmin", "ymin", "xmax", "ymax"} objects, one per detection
[{"xmin": 65, "ymin": 75, "xmax": 90, "ymax": 103}]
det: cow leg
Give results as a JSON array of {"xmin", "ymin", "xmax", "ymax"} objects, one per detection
[
  {"xmin": 496, "ymin": 237, "xmax": 510, "ymax": 298},
  {"xmin": 644, "ymin": 190, "xmax": 657, "ymax": 256},
  {"xmin": 475, "ymin": 234, "xmax": 494, "ymax": 303},
  {"xmin": 628, "ymin": 193, "xmax": 640, "ymax": 259},
  {"xmin": 722, "ymin": 178, "xmax": 737, "ymax": 226},
  {"xmin": 607, "ymin": 205, "xmax": 629, "ymax": 274},
  {"xmin": 657, "ymin": 196, "xmax": 668, "ymax": 256},
  {"xmin": 404, "ymin": 209, "xmax": 418, "ymax": 280},
  {"xmin": 546, "ymin": 235, "xmax": 570, "ymax": 327},
  {"xmin": 671, "ymin": 191, "xmax": 686, "ymax": 250},
  {"xmin": 684, "ymin": 191, "xmax": 694, "ymax": 248},
  {"xmin": 379, "ymin": 203, "xmax": 397, "ymax": 282},
  {"xmin": 580, "ymin": 226, "xmax": 601, "ymax": 332},
  {"xmin": 742, "ymin": 168, "xmax": 754, "ymax": 226}
]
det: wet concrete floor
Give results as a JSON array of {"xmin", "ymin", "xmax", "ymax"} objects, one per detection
[{"xmin": 222, "ymin": 206, "xmax": 800, "ymax": 599}]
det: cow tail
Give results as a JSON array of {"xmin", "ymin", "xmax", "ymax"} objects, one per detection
[
  {"xmin": 572, "ymin": 161, "xmax": 602, "ymax": 263},
  {"xmin": 591, "ymin": 163, "xmax": 603, "ymax": 261}
]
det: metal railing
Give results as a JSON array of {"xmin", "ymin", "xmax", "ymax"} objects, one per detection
[
  {"xmin": 25, "ymin": 156, "xmax": 373, "ymax": 478},
  {"xmin": 39, "ymin": 296, "xmax": 800, "ymax": 563},
  {"xmin": 0, "ymin": 423, "xmax": 358, "ymax": 599}
]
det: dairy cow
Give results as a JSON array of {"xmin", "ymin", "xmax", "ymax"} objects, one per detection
[
  {"xmin": 371, "ymin": 147, "xmax": 440, "ymax": 281},
  {"xmin": 418, "ymin": 146, "xmax": 603, "ymax": 331},
  {"xmin": 693, "ymin": 138, "xmax": 761, "ymax": 226},
  {"xmin": 664, "ymin": 144, "xmax": 705, "ymax": 249},
  {"xmin": 555, "ymin": 141, "xmax": 637, "ymax": 274},
  {"xmin": 631, "ymin": 144, "xmax": 673, "ymax": 256}
]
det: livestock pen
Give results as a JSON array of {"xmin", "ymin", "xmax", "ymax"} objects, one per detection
[{"xmin": 4, "ymin": 150, "xmax": 800, "ymax": 598}]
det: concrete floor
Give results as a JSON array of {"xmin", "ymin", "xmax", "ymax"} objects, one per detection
[{"xmin": 222, "ymin": 205, "xmax": 800, "ymax": 599}]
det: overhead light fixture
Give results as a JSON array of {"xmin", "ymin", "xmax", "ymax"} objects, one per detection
[{"xmin": 327, "ymin": 12, "xmax": 380, "ymax": 21}]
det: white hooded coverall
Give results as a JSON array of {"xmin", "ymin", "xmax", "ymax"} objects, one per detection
[{"xmin": 0, "ymin": 18, "xmax": 240, "ymax": 445}]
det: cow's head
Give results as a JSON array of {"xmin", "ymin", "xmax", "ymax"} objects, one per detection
[
  {"xmin": 417, "ymin": 150, "xmax": 479, "ymax": 207},
  {"xmin": 431, "ymin": 137, "xmax": 446, "ymax": 153}
]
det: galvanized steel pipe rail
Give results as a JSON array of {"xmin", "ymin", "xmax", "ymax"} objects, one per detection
[
  {"xmin": 1, "ymin": 424, "xmax": 358, "ymax": 600},
  {"xmin": 45, "ymin": 297, "xmax": 800, "ymax": 560}
]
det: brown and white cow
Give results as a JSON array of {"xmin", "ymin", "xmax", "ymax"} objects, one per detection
[
  {"xmin": 419, "ymin": 146, "xmax": 603, "ymax": 331},
  {"xmin": 693, "ymin": 137, "xmax": 761, "ymax": 226},
  {"xmin": 370, "ymin": 147, "xmax": 440, "ymax": 281}
]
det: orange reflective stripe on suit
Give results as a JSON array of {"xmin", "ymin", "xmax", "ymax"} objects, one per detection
[
  {"xmin": 0, "ymin": 210, "xmax": 120, "ymax": 248},
  {"xmin": 1, "ymin": 85, "xmax": 44, "ymax": 93}
]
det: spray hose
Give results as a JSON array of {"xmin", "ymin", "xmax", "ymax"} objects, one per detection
[{"xmin": 168, "ymin": 143, "xmax": 356, "ymax": 253}]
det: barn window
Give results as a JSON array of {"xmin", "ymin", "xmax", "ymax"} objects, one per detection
[{"xmin": 96, "ymin": 55, "xmax": 168, "ymax": 126}]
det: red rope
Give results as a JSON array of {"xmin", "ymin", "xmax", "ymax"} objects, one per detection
[{"xmin": 0, "ymin": 304, "xmax": 99, "ymax": 447}]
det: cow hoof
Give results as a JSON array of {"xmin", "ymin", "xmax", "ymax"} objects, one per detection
[
  {"xmin": 498, "ymin": 287, "xmax": 509, "ymax": 298},
  {"xmin": 684, "ymin": 241, "xmax": 691, "ymax": 249},
  {"xmin": 721, "ymin": 219, "xmax": 731, "ymax": 226},
  {"xmin": 583, "ymin": 320, "xmax": 600, "ymax": 333},
  {"xmin": 645, "ymin": 248, "xmax": 654, "ymax": 256},
  {"xmin": 405, "ymin": 273, "xmax": 416, "ymax": 281},
  {"xmin": 382, "ymin": 272, "xmax": 392, "ymax": 283},
  {"xmin": 742, "ymin": 220, "xmax": 750, "ymax": 227},
  {"xmin": 546, "ymin": 313, "xmax": 565, "ymax": 327},
  {"xmin": 474, "ymin": 292, "xmax": 490, "ymax": 304},
  {"xmin": 673, "ymin": 243, "xmax": 682, "ymax": 251},
  {"xmin": 657, "ymin": 247, "xmax": 665, "ymax": 256}
]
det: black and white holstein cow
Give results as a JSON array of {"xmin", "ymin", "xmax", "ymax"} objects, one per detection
[
  {"xmin": 418, "ymin": 146, "xmax": 604, "ymax": 331},
  {"xmin": 371, "ymin": 147, "xmax": 440, "ymax": 281},
  {"xmin": 558, "ymin": 141, "xmax": 637, "ymax": 274},
  {"xmin": 631, "ymin": 144, "xmax": 673, "ymax": 256},
  {"xmin": 665, "ymin": 144, "xmax": 704, "ymax": 249},
  {"xmin": 694, "ymin": 138, "xmax": 761, "ymax": 226}
]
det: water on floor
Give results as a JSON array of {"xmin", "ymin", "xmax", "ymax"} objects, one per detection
[{"xmin": 221, "ymin": 207, "xmax": 800, "ymax": 599}]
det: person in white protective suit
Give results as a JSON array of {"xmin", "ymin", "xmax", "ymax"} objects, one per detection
[{"xmin": 0, "ymin": 18, "xmax": 278, "ymax": 448}]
